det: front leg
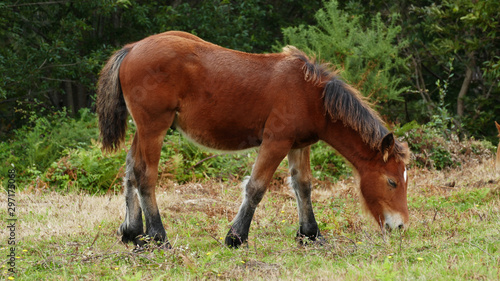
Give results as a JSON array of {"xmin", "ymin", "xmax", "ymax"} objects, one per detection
[
  {"xmin": 225, "ymin": 177, "xmax": 265, "ymax": 247},
  {"xmin": 288, "ymin": 147, "xmax": 322, "ymax": 244},
  {"xmin": 225, "ymin": 140, "xmax": 291, "ymax": 248},
  {"xmin": 292, "ymin": 179, "xmax": 322, "ymax": 243}
]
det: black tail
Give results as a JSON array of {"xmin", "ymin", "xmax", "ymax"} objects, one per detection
[{"xmin": 96, "ymin": 46, "xmax": 131, "ymax": 152}]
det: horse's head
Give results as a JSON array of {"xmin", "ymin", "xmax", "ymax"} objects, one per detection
[{"xmin": 358, "ymin": 133, "xmax": 409, "ymax": 231}]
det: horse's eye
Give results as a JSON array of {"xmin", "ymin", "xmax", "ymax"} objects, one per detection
[{"xmin": 388, "ymin": 179, "xmax": 397, "ymax": 188}]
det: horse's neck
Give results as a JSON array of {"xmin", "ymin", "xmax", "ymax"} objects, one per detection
[{"xmin": 320, "ymin": 119, "xmax": 378, "ymax": 172}]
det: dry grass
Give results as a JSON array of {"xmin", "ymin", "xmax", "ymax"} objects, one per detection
[
  {"xmin": 1, "ymin": 157, "xmax": 499, "ymax": 280},
  {"xmin": 409, "ymin": 155, "xmax": 498, "ymax": 191}
]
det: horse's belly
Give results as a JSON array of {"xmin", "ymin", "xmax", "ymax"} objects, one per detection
[{"xmin": 173, "ymin": 114, "xmax": 264, "ymax": 152}]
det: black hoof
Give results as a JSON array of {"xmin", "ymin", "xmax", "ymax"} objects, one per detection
[
  {"xmin": 225, "ymin": 228, "xmax": 245, "ymax": 248},
  {"xmin": 146, "ymin": 227, "xmax": 168, "ymax": 245},
  {"xmin": 132, "ymin": 235, "xmax": 172, "ymax": 252},
  {"xmin": 296, "ymin": 229, "xmax": 324, "ymax": 246},
  {"xmin": 117, "ymin": 223, "xmax": 145, "ymax": 246}
]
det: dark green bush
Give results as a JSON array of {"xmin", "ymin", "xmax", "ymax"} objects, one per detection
[
  {"xmin": 396, "ymin": 122, "xmax": 456, "ymax": 170},
  {"xmin": 12, "ymin": 103, "xmax": 494, "ymax": 194},
  {"xmin": 279, "ymin": 0, "xmax": 409, "ymax": 106},
  {"xmin": 310, "ymin": 142, "xmax": 351, "ymax": 182},
  {"xmin": 158, "ymin": 130, "xmax": 255, "ymax": 184},
  {"xmin": 0, "ymin": 106, "xmax": 98, "ymax": 185},
  {"xmin": 43, "ymin": 142, "xmax": 126, "ymax": 194},
  {"xmin": 157, "ymin": 131, "xmax": 351, "ymax": 184},
  {"xmin": 395, "ymin": 63, "xmax": 496, "ymax": 170}
]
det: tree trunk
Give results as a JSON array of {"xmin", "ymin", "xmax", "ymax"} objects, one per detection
[
  {"xmin": 411, "ymin": 54, "xmax": 433, "ymax": 112},
  {"xmin": 76, "ymin": 83, "xmax": 87, "ymax": 112},
  {"xmin": 64, "ymin": 80, "xmax": 75, "ymax": 116},
  {"xmin": 48, "ymin": 89, "xmax": 61, "ymax": 111},
  {"xmin": 457, "ymin": 66, "xmax": 472, "ymax": 117}
]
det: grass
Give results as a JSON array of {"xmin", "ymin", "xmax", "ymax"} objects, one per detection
[{"xmin": 1, "ymin": 159, "xmax": 499, "ymax": 280}]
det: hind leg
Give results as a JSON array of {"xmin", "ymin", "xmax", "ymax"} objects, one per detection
[
  {"xmin": 288, "ymin": 147, "xmax": 322, "ymax": 243},
  {"xmin": 119, "ymin": 112, "xmax": 173, "ymax": 246},
  {"xmin": 135, "ymin": 128, "xmax": 170, "ymax": 244},
  {"xmin": 117, "ymin": 140, "xmax": 145, "ymax": 245}
]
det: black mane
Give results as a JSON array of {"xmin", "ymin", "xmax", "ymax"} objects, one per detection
[{"xmin": 284, "ymin": 46, "xmax": 409, "ymax": 162}]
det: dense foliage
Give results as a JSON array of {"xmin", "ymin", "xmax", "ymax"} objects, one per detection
[
  {"xmin": 396, "ymin": 0, "xmax": 499, "ymax": 140},
  {"xmin": 0, "ymin": 0, "xmax": 321, "ymax": 132},
  {"xmin": 280, "ymin": 1, "xmax": 409, "ymax": 106},
  {"xmin": 0, "ymin": 108, "xmax": 352, "ymax": 193},
  {"xmin": 1, "ymin": 0, "xmax": 499, "ymax": 192}
]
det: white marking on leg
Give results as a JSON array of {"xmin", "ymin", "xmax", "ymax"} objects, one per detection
[
  {"xmin": 241, "ymin": 176, "xmax": 251, "ymax": 190},
  {"xmin": 231, "ymin": 176, "xmax": 251, "ymax": 224},
  {"xmin": 135, "ymin": 188, "xmax": 148, "ymax": 219},
  {"xmin": 123, "ymin": 177, "xmax": 131, "ymax": 230},
  {"xmin": 240, "ymin": 175, "xmax": 251, "ymax": 204}
]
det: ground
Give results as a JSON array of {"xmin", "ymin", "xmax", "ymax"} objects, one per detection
[{"xmin": 1, "ymin": 159, "xmax": 499, "ymax": 280}]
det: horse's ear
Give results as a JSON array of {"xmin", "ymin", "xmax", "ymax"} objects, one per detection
[
  {"xmin": 380, "ymin": 133, "xmax": 395, "ymax": 162},
  {"xmin": 495, "ymin": 121, "xmax": 500, "ymax": 133}
]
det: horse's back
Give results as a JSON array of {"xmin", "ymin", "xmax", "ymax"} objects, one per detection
[
  {"xmin": 119, "ymin": 31, "xmax": 324, "ymax": 151},
  {"xmin": 119, "ymin": 31, "xmax": 280, "ymax": 107}
]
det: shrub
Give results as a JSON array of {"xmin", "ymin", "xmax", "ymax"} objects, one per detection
[
  {"xmin": 41, "ymin": 141, "xmax": 126, "ymax": 194},
  {"xmin": 278, "ymin": 0, "xmax": 409, "ymax": 105},
  {"xmin": 157, "ymin": 132, "xmax": 351, "ymax": 185},
  {"xmin": 0, "ymin": 106, "xmax": 98, "ymax": 186},
  {"xmin": 158, "ymin": 130, "xmax": 255, "ymax": 184},
  {"xmin": 395, "ymin": 61, "xmax": 496, "ymax": 170},
  {"xmin": 395, "ymin": 120, "xmax": 495, "ymax": 170},
  {"xmin": 310, "ymin": 142, "xmax": 351, "ymax": 182}
]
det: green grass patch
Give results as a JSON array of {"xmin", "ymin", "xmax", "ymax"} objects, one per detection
[{"xmin": 4, "ymin": 180, "xmax": 499, "ymax": 280}]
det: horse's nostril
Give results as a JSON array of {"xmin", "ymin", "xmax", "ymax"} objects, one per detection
[{"xmin": 398, "ymin": 224, "xmax": 404, "ymax": 230}]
